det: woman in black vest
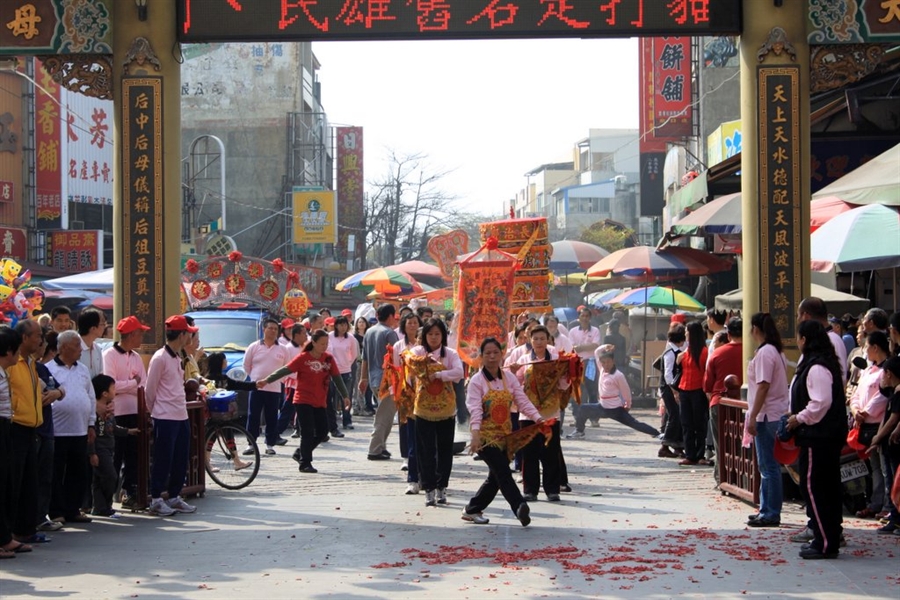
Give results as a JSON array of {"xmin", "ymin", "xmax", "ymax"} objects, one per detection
[{"xmin": 786, "ymin": 320, "xmax": 848, "ymax": 560}]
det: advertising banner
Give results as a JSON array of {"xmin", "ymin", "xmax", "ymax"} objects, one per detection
[{"xmin": 292, "ymin": 190, "xmax": 336, "ymax": 245}]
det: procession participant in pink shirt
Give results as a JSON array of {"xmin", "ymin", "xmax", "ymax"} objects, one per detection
[
  {"xmin": 102, "ymin": 316, "xmax": 149, "ymax": 509},
  {"xmin": 512, "ymin": 326, "xmax": 570, "ymax": 502},
  {"xmin": 786, "ymin": 320, "xmax": 848, "ymax": 559},
  {"xmin": 327, "ymin": 316, "xmax": 359, "ymax": 436},
  {"xmin": 567, "ymin": 349, "xmax": 659, "ymax": 440},
  {"xmin": 243, "ymin": 319, "xmax": 292, "ymax": 456},
  {"xmin": 568, "ymin": 308, "xmax": 601, "ymax": 406},
  {"xmin": 463, "ymin": 337, "xmax": 542, "ymax": 526},
  {"xmin": 145, "ymin": 315, "xmax": 198, "ymax": 517},
  {"xmin": 406, "ymin": 318, "xmax": 464, "ymax": 507}
]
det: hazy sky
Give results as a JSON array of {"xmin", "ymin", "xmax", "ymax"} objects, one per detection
[{"xmin": 312, "ymin": 38, "xmax": 639, "ymax": 217}]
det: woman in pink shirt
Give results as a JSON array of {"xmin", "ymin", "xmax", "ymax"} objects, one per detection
[
  {"xmin": 746, "ymin": 312, "xmax": 790, "ymax": 528},
  {"xmin": 850, "ymin": 331, "xmax": 890, "ymax": 519},
  {"xmin": 327, "ymin": 316, "xmax": 359, "ymax": 435},
  {"xmin": 406, "ymin": 318, "xmax": 463, "ymax": 507},
  {"xmin": 786, "ymin": 320, "xmax": 848, "ymax": 559},
  {"xmin": 463, "ymin": 337, "xmax": 542, "ymax": 526}
]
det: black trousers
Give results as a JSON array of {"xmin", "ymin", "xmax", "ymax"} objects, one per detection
[
  {"xmin": 296, "ymin": 404, "xmax": 328, "ymax": 466},
  {"xmin": 415, "ymin": 417, "xmax": 455, "ymax": 492},
  {"xmin": 0, "ymin": 418, "xmax": 12, "ymax": 546},
  {"xmin": 8, "ymin": 424, "xmax": 38, "ymax": 537},
  {"xmin": 799, "ymin": 443, "xmax": 843, "ymax": 555},
  {"xmin": 659, "ymin": 385, "xmax": 683, "ymax": 447},
  {"xmin": 50, "ymin": 435, "xmax": 89, "ymax": 521},
  {"xmin": 113, "ymin": 413, "xmax": 139, "ymax": 498},
  {"xmin": 466, "ymin": 444, "xmax": 525, "ymax": 516},
  {"xmin": 92, "ymin": 441, "xmax": 118, "ymax": 514},
  {"xmin": 679, "ymin": 388, "xmax": 709, "ymax": 462},
  {"xmin": 520, "ymin": 419, "xmax": 561, "ymax": 496}
]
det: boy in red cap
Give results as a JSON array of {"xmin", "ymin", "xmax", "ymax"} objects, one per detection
[{"xmin": 144, "ymin": 315, "xmax": 199, "ymax": 517}]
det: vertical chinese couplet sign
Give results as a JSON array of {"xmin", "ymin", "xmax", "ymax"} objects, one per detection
[
  {"xmin": 336, "ymin": 127, "xmax": 363, "ymax": 263},
  {"xmin": 758, "ymin": 65, "xmax": 802, "ymax": 347},
  {"xmin": 639, "ymin": 37, "xmax": 693, "ymax": 146},
  {"xmin": 34, "ymin": 58, "xmax": 64, "ymax": 229},
  {"xmin": 122, "ymin": 77, "xmax": 164, "ymax": 345}
]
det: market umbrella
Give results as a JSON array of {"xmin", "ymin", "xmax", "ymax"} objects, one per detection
[
  {"xmin": 335, "ymin": 267, "xmax": 423, "ymax": 295},
  {"xmin": 553, "ymin": 307, "xmax": 580, "ymax": 322},
  {"xmin": 810, "ymin": 196, "xmax": 857, "ymax": 233},
  {"xmin": 585, "ymin": 288, "xmax": 625, "ymax": 308},
  {"xmin": 812, "ymin": 143, "xmax": 900, "ymax": 206},
  {"xmin": 670, "ymin": 192, "xmax": 741, "ymax": 235},
  {"xmin": 608, "ymin": 286, "xmax": 705, "ymax": 311},
  {"xmin": 811, "ymin": 204, "xmax": 900, "ymax": 272},
  {"xmin": 550, "ymin": 240, "xmax": 609, "ymax": 271},
  {"xmin": 585, "ymin": 246, "xmax": 732, "ymax": 279}
]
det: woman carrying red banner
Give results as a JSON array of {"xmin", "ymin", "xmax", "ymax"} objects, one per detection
[
  {"xmin": 463, "ymin": 337, "xmax": 543, "ymax": 526},
  {"xmin": 510, "ymin": 325, "xmax": 572, "ymax": 502},
  {"xmin": 405, "ymin": 318, "xmax": 463, "ymax": 507}
]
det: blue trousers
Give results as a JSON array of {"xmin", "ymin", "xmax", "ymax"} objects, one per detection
[
  {"xmin": 150, "ymin": 419, "xmax": 190, "ymax": 500},
  {"xmin": 247, "ymin": 390, "xmax": 282, "ymax": 447}
]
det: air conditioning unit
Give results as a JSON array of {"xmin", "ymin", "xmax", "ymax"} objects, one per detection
[
  {"xmin": 70, "ymin": 220, "xmax": 85, "ymax": 230},
  {"xmin": 614, "ymin": 175, "xmax": 628, "ymax": 191}
]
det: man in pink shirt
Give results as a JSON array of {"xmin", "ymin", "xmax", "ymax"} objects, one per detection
[
  {"xmin": 567, "ymin": 308, "xmax": 601, "ymax": 420},
  {"xmin": 244, "ymin": 318, "xmax": 292, "ymax": 456},
  {"xmin": 102, "ymin": 315, "xmax": 149, "ymax": 509},
  {"xmin": 145, "ymin": 315, "xmax": 198, "ymax": 517}
]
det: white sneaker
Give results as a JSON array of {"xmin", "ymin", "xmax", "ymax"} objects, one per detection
[
  {"xmin": 405, "ymin": 482, "xmax": 420, "ymax": 495},
  {"xmin": 461, "ymin": 510, "xmax": 489, "ymax": 524},
  {"xmin": 149, "ymin": 497, "xmax": 175, "ymax": 516},
  {"xmin": 166, "ymin": 496, "xmax": 196, "ymax": 514},
  {"xmin": 436, "ymin": 488, "xmax": 448, "ymax": 504},
  {"xmin": 425, "ymin": 490, "xmax": 436, "ymax": 506},
  {"xmin": 566, "ymin": 430, "xmax": 585, "ymax": 439}
]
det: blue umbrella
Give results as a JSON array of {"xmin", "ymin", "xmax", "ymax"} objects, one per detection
[{"xmin": 553, "ymin": 307, "xmax": 579, "ymax": 322}]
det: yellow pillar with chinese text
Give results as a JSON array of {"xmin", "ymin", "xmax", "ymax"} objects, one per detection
[
  {"xmin": 740, "ymin": 0, "xmax": 811, "ymax": 364},
  {"xmin": 112, "ymin": 0, "xmax": 182, "ymax": 348}
]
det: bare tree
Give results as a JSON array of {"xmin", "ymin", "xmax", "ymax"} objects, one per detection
[{"xmin": 363, "ymin": 151, "xmax": 460, "ymax": 267}]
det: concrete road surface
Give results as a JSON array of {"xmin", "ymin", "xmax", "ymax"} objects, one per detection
[{"xmin": 2, "ymin": 410, "xmax": 897, "ymax": 599}]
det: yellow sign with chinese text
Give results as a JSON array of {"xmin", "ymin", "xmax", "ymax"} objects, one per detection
[{"xmin": 292, "ymin": 190, "xmax": 336, "ymax": 245}]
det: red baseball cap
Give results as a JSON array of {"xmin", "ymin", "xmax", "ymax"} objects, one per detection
[
  {"xmin": 117, "ymin": 315, "xmax": 150, "ymax": 335},
  {"xmin": 341, "ymin": 308, "xmax": 353, "ymax": 317},
  {"xmin": 281, "ymin": 318, "xmax": 295, "ymax": 330},
  {"xmin": 324, "ymin": 317, "xmax": 336, "ymax": 326},
  {"xmin": 165, "ymin": 315, "xmax": 198, "ymax": 333},
  {"xmin": 773, "ymin": 438, "xmax": 800, "ymax": 465}
]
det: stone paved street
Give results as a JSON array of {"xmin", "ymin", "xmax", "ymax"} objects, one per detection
[{"xmin": 2, "ymin": 410, "xmax": 897, "ymax": 599}]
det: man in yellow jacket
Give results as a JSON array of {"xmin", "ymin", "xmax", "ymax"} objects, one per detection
[{"xmin": 8, "ymin": 320, "xmax": 58, "ymax": 543}]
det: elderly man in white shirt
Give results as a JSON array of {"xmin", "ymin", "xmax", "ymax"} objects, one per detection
[{"xmin": 47, "ymin": 331, "xmax": 96, "ymax": 524}]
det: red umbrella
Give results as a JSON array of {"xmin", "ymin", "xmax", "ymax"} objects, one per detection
[
  {"xmin": 810, "ymin": 196, "xmax": 857, "ymax": 233},
  {"xmin": 585, "ymin": 246, "xmax": 731, "ymax": 278}
]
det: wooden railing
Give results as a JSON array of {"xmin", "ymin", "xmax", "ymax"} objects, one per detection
[
  {"xmin": 718, "ymin": 397, "xmax": 760, "ymax": 505},
  {"xmin": 134, "ymin": 388, "xmax": 206, "ymax": 504}
]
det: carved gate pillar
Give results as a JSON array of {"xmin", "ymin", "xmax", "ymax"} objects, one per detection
[
  {"xmin": 740, "ymin": 1, "xmax": 811, "ymax": 357},
  {"xmin": 112, "ymin": 0, "xmax": 182, "ymax": 347}
]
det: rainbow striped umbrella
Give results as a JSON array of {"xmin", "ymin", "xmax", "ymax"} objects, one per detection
[
  {"xmin": 607, "ymin": 286, "xmax": 705, "ymax": 311},
  {"xmin": 335, "ymin": 267, "xmax": 423, "ymax": 295}
]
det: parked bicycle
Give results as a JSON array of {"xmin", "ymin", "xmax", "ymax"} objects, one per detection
[{"xmin": 205, "ymin": 391, "xmax": 259, "ymax": 489}]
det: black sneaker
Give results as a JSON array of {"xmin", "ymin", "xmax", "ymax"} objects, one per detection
[
  {"xmin": 298, "ymin": 464, "xmax": 318, "ymax": 473},
  {"xmin": 330, "ymin": 430, "xmax": 345, "ymax": 438},
  {"xmin": 291, "ymin": 450, "xmax": 301, "ymax": 464},
  {"xmin": 517, "ymin": 503, "xmax": 531, "ymax": 527},
  {"xmin": 523, "ymin": 493, "xmax": 538, "ymax": 502},
  {"xmin": 367, "ymin": 453, "xmax": 390, "ymax": 461},
  {"xmin": 274, "ymin": 437, "xmax": 288, "ymax": 446}
]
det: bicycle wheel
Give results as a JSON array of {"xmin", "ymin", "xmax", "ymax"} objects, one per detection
[{"xmin": 205, "ymin": 423, "xmax": 260, "ymax": 490}]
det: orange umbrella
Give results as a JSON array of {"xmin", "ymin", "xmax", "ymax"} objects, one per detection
[{"xmin": 810, "ymin": 196, "xmax": 857, "ymax": 233}]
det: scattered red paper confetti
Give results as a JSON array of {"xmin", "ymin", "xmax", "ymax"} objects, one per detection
[{"xmin": 371, "ymin": 562, "xmax": 410, "ymax": 569}]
